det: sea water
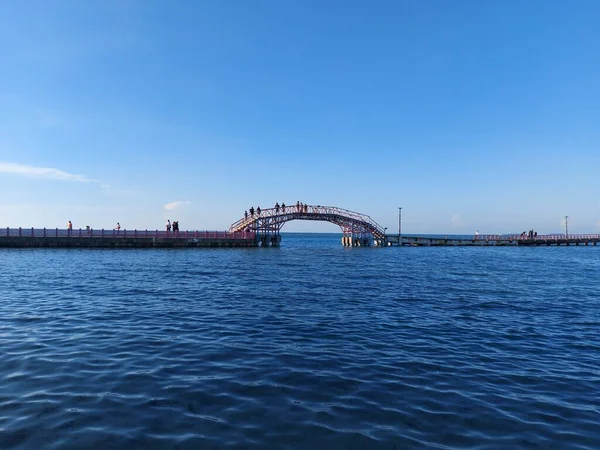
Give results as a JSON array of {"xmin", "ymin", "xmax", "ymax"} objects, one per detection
[{"xmin": 1, "ymin": 233, "xmax": 599, "ymax": 449}]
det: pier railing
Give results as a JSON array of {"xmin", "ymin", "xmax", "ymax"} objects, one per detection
[
  {"xmin": 0, "ymin": 228, "xmax": 256, "ymax": 240},
  {"xmin": 476, "ymin": 234, "xmax": 600, "ymax": 241}
]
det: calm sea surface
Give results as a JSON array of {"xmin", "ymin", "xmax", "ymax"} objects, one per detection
[{"xmin": 1, "ymin": 233, "xmax": 599, "ymax": 449}]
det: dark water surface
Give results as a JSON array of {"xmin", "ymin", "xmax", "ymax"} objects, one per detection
[{"xmin": 1, "ymin": 233, "xmax": 599, "ymax": 449}]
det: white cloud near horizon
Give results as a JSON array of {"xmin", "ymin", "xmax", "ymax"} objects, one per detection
[
  {"xmin": 451, "ymin": 213, "xmax": 463, "ymax": 227},
  {"xmin": 0, "ymin": 162, "xmax": 96, "ymax": 183},
  {"xmin": 164, "ymin": 200, "xmax": 191, "ymax": 211}
]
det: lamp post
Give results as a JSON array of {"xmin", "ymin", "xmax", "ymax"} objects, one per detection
[
  {"xmin": 565, "ymin": 215, "xmax": 568, "ymax": 239},
  {"xmin": 398, "ymin": 207, "xmax": 402, "ymax": 243}
]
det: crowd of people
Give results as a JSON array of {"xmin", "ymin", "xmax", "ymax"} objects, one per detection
[
  {"xmin": 520, "ymin": 230, "xmax": 538, "ymax": 239},
  {"xmin": 244, "ymin": 201, "xmax": 309, "ymax": 220}
]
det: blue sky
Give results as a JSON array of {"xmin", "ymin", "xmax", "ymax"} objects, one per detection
[{"xmin": 1, "ymin": 0, "xmax": 599, "ymax": 234}]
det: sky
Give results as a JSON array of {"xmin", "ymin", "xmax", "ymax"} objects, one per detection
[{"xmin": 1, "ymin": 0, "xmax": 599, "ymax": 234}]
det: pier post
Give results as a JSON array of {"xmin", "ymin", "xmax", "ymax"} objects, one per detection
[{"xmin": 270, "ymin": 235, "xmax": 281, "ymax": 247}]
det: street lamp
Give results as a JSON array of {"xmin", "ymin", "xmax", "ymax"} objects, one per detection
[
  {"xmin": 398, "ymin": 207, "xmax": 402, "ymax": 240},
  {"xmin": 565, "ymin": 215, "xmax": 568, "ymax": 239}
]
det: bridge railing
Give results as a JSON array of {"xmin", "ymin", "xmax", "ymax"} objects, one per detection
[
  {"xmin": 229, "ymin": 204, "xmax": 386, "ymax": 235},
  {"xmin": 0, "ymin": 228, "xmax": 256, "ymax": 240},
  {"xmin": 476, "ymin": 234, "xmax": 600, "ymax": 241}
]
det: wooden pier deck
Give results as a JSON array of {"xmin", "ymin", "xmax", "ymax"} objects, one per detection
[{"xmin": 386, "ymin": 234, "xmax": 600, "ymax": 247}]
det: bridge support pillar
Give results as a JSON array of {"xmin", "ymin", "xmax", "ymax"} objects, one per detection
[
  {"xmin": 259, "ymin": 234, "xmax": 281, "ymax": 247},
  {"xmin": 342, "ymin": 235, "xmax": 374, "ymax": 247}
]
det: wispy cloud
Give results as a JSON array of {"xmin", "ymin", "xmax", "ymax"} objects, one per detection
[
  {"xmin": 451, "ymin": 213, "xmax": 463, "ymax": 227},
  {"xmin": 164, "ymin": 201, "xmax": 191, "ymax": 211},
  {"xmin": 0, "ymin": 162, "xmax": 96, "ymax": 183}
]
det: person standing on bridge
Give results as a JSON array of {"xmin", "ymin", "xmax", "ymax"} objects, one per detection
[
  {"xmin": 256, "ymin": 206, "xmax": 261, "ymax": 216},
  {"xmin": 244, "ymin": 210, "xmax": 248, "ymax": 221},
  {"xmin": 275, "ymin": 202, "xmax": 280, "ymax": 213},
  {"xmin": 249, "ymin": 207, "xmax": 254, "ymax": 217},
  {"xmin": 281, "ymin": 203, "xmax": 285, "ymax": 212}
]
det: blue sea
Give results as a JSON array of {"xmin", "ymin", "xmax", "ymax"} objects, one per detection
[{"xmin": 1, "ymin": 233, "xmax": 599, "ymax": 449}]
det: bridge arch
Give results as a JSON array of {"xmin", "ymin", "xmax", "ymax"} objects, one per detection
[{"xmin": 229, "ymin": 204, "xmax": 386, "ymax": 247}]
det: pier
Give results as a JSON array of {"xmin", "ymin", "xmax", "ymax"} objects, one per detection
[
  {"xmin": 0, "ymin": 228, "xmax": 257, "ymax": 248},
  {"xmin": 386, "ymin": 234, "xmax": 600, "ymax": 247},
  {"xmin": 2, "ymin": 207, "xmax": 599, "ymax": 248}
]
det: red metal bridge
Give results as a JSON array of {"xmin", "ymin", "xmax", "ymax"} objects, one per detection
[{"xmin": 229, "ymin": 204, "xmax": 387, "ymax": 247}]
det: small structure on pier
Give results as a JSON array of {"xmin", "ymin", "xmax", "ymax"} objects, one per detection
[{"xmin": 229, "ymin": 204, "xmax": 386, "ymax": 247}]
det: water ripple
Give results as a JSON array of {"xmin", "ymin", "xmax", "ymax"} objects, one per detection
[{"xmin": 1, "ymin": 240, "xmax": 599, "ymax": 449}]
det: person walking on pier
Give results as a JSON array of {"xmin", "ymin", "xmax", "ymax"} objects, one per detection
[
  {"xmin": 115, "ymin": 222, "xmax": 121, "ymax": 231},
  {"xmin": 67, "ymin": 220, "xmax": 73, "ymax": 234},
  {"xmin": 166, "ymin": 219, "xmax": 171, "ymax": 232}
]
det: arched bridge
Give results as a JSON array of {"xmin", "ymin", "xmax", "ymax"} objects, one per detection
[{"xmin": 229, "ymin": 204, "xmax": 386, "ymax": 247}]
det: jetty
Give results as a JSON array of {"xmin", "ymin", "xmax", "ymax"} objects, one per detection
[
  {"xmin": 1, "ymin": 204, "xmax": 598, "ymax": 248},
  {"xmin": 386, "ymin": 234, "xmax": 600, "ymax": 247},
  {"xmin": 0, "ymin": 228, "xmax": 256, "ymax": 248}
]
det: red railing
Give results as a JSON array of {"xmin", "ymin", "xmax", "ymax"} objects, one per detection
[
  {"xmin": 475, "ymin": 234, "xmax": 600, "ymax": 241},
  {"xmin": 0, "ymin": 228, "xmax": 256, "ymax": 240}
]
